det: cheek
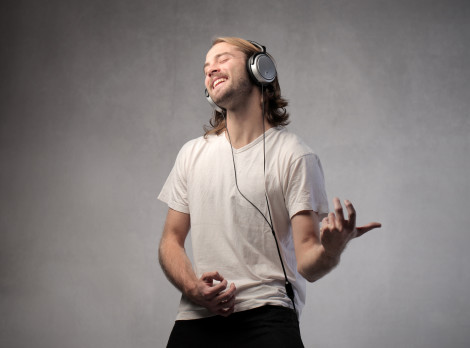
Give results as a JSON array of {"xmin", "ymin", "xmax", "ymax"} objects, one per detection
[{"xmin": 236, "ymin": 66, "xmax": 250, "ymax": 82}]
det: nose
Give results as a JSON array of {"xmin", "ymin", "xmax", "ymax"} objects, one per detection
[{"xmin": 207, "ymin": 63, "xmax": 220, "ymax": 77}]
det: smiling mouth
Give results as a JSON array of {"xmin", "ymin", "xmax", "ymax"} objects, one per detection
[{"xmin": 212, "ymin": 78, "xmax": 227, "ymax": 89}]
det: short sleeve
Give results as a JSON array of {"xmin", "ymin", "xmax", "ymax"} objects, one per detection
[
  {"xmin": 285, "ymin": 153, "xmax": 329, "ymax": 219},
  {"xmin": 158, "ymin": 147, "xmax": 190, "ymax": 214}
]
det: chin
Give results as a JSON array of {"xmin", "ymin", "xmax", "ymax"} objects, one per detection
[{"xmin": 213, "ymin": 90, "xmax": 233, "ymax": 107}]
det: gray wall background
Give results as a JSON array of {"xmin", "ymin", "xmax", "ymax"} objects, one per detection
[{"xmin": 1, "ymin": 0, "xmax": 469, "ymax": 347}]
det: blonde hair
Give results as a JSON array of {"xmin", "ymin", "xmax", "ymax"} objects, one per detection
[{"xmin": 203, "ymin": 37, "xmax": 289, "ymax": 137}]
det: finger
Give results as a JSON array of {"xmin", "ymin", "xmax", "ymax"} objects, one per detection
[
  {"xmin": 327, "ymin": 212, "xmax": 337, "ymax": 232},
  {"xmin": 208, "ymin": 279, "xmax": 228, "ymax": 294},
  {"xmin": 201, "ymin": 271, "xmax": 224, "ymax": 282},
  {"xmin": 217, "ymin": 294, "xmax": 234, "ymax": 307},
  {"xmin": 218, "ymin": 304, "xmax": 235, "ymax": 317},
  {"xmin": 333, "ymin": 197, "xmax": 345, "ymax": 228},
  {"xmin": 320, "ymin": 217, "xmax": 329, "ymax": 232},
  {"xmin": 201, "ymin": 279, "xmax": 228, "ymax": 301},
  {"xmin": 217, "ymin": 290, "xmax": 236, "ymax": 307},
  {"xmin": 344, "ymin": 200, "xmax": 356, "ymax": 230},
  {"xmin": 226, "ymin": 282, "xmax": 236, "ymax": 296},
  {"xmin": 201, "ymin": 283, "xmax": 225, "ymax": 302},
  {"xmin": 218, "ymin": 290, "xmax": 236, "ymax": 316},
  {"xmin": 215, "ymin": 283, "xmax": 236, "ymax": 302},
  {"xmin": 356, "ymin": 222, "xmax": 382, "ymax": 237},
  {"xmin": 323, "ymin": 213, "xmax": 336, "ymax": 241},
  {"xmin": 219, "ymin": 296, "xmax": 236, "ymax": 313}
]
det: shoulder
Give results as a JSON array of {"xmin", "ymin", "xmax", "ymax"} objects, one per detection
[
  {"xmin": 270, "ymin": 127, "xmax": 318, "ymax": 163},
  {"xmin": 179, "ymin": 134, "xmax": 219, "ymax": 153},
  {"xmin": 176, "ymin": 134, "xmax": 221, "ymax": 163}
]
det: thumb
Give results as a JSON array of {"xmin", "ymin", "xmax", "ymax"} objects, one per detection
[{"xmin": 356, "ymin": 222, "xmax": 382, "ymax": 237}]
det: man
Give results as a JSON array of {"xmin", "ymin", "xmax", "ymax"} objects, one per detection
[{"xmin": 158, "ymin": 37, "xmax": 381, "ymax": 347}]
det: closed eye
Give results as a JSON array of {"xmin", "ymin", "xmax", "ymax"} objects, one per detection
[{"xmin": 203, "ymin": 52, "xmax": 235, "ymax": 75}]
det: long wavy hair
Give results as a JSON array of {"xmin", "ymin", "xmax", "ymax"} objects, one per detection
[{"xmin": 203, "ymin": 37, "xmax": 290, "ymax": 137}]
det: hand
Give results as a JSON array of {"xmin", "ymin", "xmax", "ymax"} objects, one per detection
[
  {"xmin": 320, "ymin": 198, "xmax": 381, "ymax": 258},
  {"xmin": 189, "ymin": 271, "xmax": 237, "ymax": 317}
]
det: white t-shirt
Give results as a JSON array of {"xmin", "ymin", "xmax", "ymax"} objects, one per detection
[{"xmin": 158, "ymin": 126, "xmax": 329, "ymax": 320}]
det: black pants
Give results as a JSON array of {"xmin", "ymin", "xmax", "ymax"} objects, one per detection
[{"xmin": 166, "ymin": 305, "xmax": 304, "ymax": 348}]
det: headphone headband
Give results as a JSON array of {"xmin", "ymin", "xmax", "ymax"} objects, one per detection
[{"xmin": 248, "ymin": 40, "xmax": 266, "ymax": 53}]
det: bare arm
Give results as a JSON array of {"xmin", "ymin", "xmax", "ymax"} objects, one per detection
[
  {"xmin": 158, "ymin": 208, "xmax": 236, "ymax": 316},
  {"xmin": 292, "ymin": 198, "xmax": 381, "ymax": 283},
  {"xmin": 158, "ymin": 208, "xmax": 196, "ymax": 293},
  {"xmin": 291, "ymin": 209, "xmax": 339, "ymax": 282}
]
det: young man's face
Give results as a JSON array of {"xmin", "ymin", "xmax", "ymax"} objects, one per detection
[{"xmin": 204, "ymin": 42, "xmax": 254, "ymax": 109}]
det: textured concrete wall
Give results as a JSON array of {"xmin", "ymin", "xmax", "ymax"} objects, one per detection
[{"xmin": 1, "ymin": 0, "xmax": 469, "ymax": 347}]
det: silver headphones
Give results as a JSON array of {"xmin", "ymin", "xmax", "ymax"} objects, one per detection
[
  {"xmin": 205, "ymin": 40, "xmax": 277, "ymax": 112},
  {"xmin": 246, "ymin": 41, "xmax": 277, "ymax": 85}
]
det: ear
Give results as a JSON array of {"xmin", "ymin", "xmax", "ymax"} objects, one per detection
[{"xmin": 246, "ymin": 41, "xmax": 277, "ymax": 85}]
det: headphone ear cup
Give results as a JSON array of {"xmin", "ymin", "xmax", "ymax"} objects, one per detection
[
  {"xmin": 205, "ymin": 88, "xmax": 224, "ymax": 113},
  {"xmin": 247, "ymin": 52, "xmax": 277, "ymax": 85}
]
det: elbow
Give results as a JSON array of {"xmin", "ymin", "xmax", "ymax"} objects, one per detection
[
  {"xmin": 299, "ymin": 271, "xmax": 318, "ymax": 283},
  {"xmin": 301, "ymin": 274, "xmax": 316, "ymax": 283},
  {"xmin": 297, "ymin": 263, "xmax": 318, "ymax": 283},
  {"xmin": 157, "ymin": 243, "xmax": 165, "ymax": 268}
]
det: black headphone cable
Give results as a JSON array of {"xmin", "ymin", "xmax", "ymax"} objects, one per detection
[{"xmin": 225, "ymin": 85, "xmax": 296, "ymax": 313}]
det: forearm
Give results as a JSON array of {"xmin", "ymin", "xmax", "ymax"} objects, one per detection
[
  {"xmin": 158, "ymin": 236, "xmax": 198, "ymax": 297},
  {"xmin": 292, "ymin": 211, "xmax": 339, "ymax": 282},
  {"xmin": 297, "ymin": 244, "xmax": 340, "ymax": 283}
]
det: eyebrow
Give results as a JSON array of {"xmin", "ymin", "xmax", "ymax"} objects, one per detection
[{"xmin": 203, "ymin": 52, "xmax": 234, "ymax": 72}]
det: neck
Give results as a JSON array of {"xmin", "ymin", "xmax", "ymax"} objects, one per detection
[{"xmin": 224, "ymin": 87, "xmax": 272, "ymax": 149}]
